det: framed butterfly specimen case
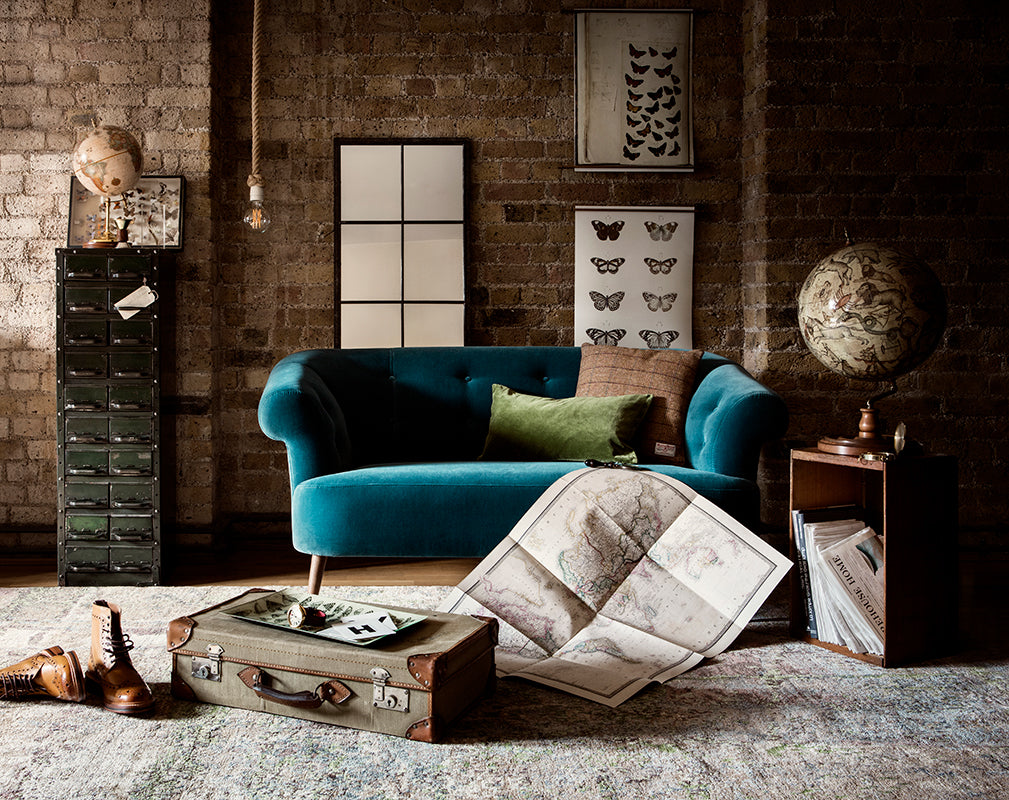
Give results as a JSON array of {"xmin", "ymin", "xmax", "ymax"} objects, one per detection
[
  {"xmin": 574, "ymin": 10, "xmax": 693, "ymax": 172},
  {"xmin": 574, "ymin": 206, "xmax": 694, "ymax": 350}
]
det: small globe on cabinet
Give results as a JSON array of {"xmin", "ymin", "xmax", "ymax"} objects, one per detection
[
  {"xmin": 72, "ymin": 125, "xmax": 143, "ymax": 197},
  {"xmin": 797, "ymin": 241, "xmax": 947, "ymax": 455}
]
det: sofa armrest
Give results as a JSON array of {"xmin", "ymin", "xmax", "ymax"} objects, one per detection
[
  {"xmin": 257, "ymin": 356, "xmax": 351, "ymax": 491},
  {"xmin": 684, "ymin": 362, "xmax": 788, "ymax": 482}
]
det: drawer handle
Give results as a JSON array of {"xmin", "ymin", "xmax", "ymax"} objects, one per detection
[
  {"xmin": 109, "ymin": 402, "xmax": 149, "ymax": 411},
  {"xmin": 66, "ymin": 531, "xmax": 107, "ymax": 541},
  {"xmin": 66, "ymin": 467, "xmax": 105, "ymax": 476},
  {"xmin": 111, "ymin": 337, "xmax": 149, "ymax": 345},
  {"xmin": 65, "ymin": 403, "xmax": 105, "ymax": 412},
  {"xmin": 66, "ymin": 270, "xmax": 103, "ymax": 280},
  {"xmin": 67, "ymin": 337, "xmax": 104, "ymax": 346},
  {"xmin": 68, "ymin": 369, "xmax": 104, "ymax": 378},
  {"xmin": 67, "ymin": 563, "xmax": 107, "ymax": 572},
  {"xmin": 66, "ymin": 499, "xmax": 106, "ymax": 508},
  {"xmin": 67, "ymin": 303, "xmax": 105, "ymax": 313},
  {"xmin": 110, "ymin": 435, "xmax": 149, "ymax": 444},
  {"xmin": 112, "ymin": 370, "xmax": 149, "ymax": 378},
  {"xmin": 67, "ymin": 435, "xmax": 107, "ymax": 444},
  {"xmin": 110, "ymin": 467, "xmax": 151, "ymax": 476}
]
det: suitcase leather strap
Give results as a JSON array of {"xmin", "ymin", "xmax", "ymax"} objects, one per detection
[{"xmin": 238, "ymin": 666, "xmax": 352, "ymax": 709}]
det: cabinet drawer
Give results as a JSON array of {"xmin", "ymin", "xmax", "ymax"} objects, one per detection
[
  {"xmin": 110, "ymin": 481, "xmax": 154, "ymax": 510},
  {"xmin": 110, "ymin": 516, "xmax": 154, "ymax": 542},
  {"xmin": 65, "ymin": 450, "xmax": 108, "ymax": 477},
  {"xmin": 65, "ymin": 514, "xmax": 110, "ymax": 541},
  {"xmin": 64, "ymin": 287, "xmax": 108, "ymax": 314},
  {"xmin": 64, "ymin": 386, "xmax": 106, "ymax": 412},
  {"xmin": 110, "ymin": 544, "xmax": 155, "ymax": 573},
  {"xmin": 65, "ymin": 320, "xmax": 106, "ymax": 346},
  {"xmin": 65, "ymin": 417, "xmax": 109, "ymax": 444},
  {"xmin": 108, "ymin": 256, "xmax": 152, "ymax": 282},
  {"xmin": 109, "ymin": 385, "xmax": 152, "ymax": 411},
  {"xmin": 110, "ymin": 352, "xmax": 153, "ymax": 379},
  {"xmin": 109, "ymin": 417, "xmax": 152, "ymax": 444},
  {"xmin": 63, "ymin": 255, "xmax": 107, "ymax": 281},
  {"xmin": 110, "ymin": 319, "xmax": 153, "ymax": 346},
  {"xmin": 65, "ymin": 545, "xmax": 109, "ymax": 572},
  {"xmin": 110, "ymin": 450, "xmax": 154, "ymax": 477},
  {"xmin": 65, "ymin": 352, "xmax": 108, "ymax": 379},
  {"xmin": 65, "ymin": 483, "xmax": 109, "ymax": 510}
]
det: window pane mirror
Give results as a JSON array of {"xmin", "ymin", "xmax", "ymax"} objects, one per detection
[{"xmin": 335, "ymin": 139, "xmax": 468, "ymax": 348}]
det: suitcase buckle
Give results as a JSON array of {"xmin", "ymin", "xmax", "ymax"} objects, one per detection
[
  {"xmin": 370, "ymin": 667, "xmax": 409, "ymax": 713},
  {"xmin": 192, "ymin": 644, "xmax": 224, "ymax": 681}
]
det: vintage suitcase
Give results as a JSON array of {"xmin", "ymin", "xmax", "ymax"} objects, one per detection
[{"xmin": 167, "ymin": 588, "xmax": 497, "ymax": 742}]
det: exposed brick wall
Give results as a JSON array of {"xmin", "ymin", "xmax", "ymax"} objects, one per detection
[
  {"xmin": 0, "ymin": 0, "xmax": 215, "ymax": 547},
  {"xmin": 1, "ymin": 0, "xmax": 1005, "ymax": 553}
]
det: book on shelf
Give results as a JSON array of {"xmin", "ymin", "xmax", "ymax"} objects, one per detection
[{"xmin": 792, "ymin": 505, "xmax": 885, "ymax": 656}]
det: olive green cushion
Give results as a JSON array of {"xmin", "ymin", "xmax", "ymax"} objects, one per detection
[{"xmin": 479, "ymin": 383, "xmax": 653, "ymax": 464}]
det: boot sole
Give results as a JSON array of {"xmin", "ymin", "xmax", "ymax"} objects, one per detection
[
  {"xmin": 85, "ymin": 674, "xmax": 155, "ymax": 715},
  {"xmin": 63, "ymin": 650, "xmax": 87, "ymax": 703}
]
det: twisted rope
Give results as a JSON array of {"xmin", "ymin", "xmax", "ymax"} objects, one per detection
[{"xmin": 247, "ymin": 0, "xmax": 264, "ymax": 189}]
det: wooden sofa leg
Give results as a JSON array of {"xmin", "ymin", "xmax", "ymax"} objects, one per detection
[{"xmin": 308, "ymin": 555, "xmax": 327, "ymax": 594}]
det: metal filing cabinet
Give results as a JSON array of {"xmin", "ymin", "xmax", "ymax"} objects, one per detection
[{"xmin": 56, "ymin": 248, "xmax": 165, "ymax": 586}]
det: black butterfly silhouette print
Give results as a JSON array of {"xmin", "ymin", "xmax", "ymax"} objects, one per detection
[
  {"xmin": 643, "ymin": 291, "xmax": 677, "ymax": 312},
  {"xmin": 639, "ymin": 329, "xmax": 679, "ymax": 349},
  {"xmin": 645, "ymin": 257, "xmax": 677, "ymax": 274},
  {"xmin": 625, "ymin": 74, "xmax": 643, "ymax": 88},
  {"xmin": 590, "ymin": 291, "xmax": 625, "ymax": 311},
  {"xmin": 586, "ymin": 328, "xmax": 626, "ymax": 346},
  {"xmin": 644, "ymin": 220, "xmax": 678, "ymax": 241},
  {"xmin": 622, "ymin": 146, "xmax": 641, "ymax": 161},
  {"xmin": 629, "ymin": 44, "xmax": 645, "ymax": 58},
  {"xmin": 591, "ymin": 257, "xmax": 624, "ymax": 274},
  {"xmin": 626, "ymin": 133, "xmax": 644, "ymax": 147},
  {"xmin": 630, "ymin": 61, "xmax": 650, "ymax": 75},
  {"xmin": 592, "ymin": 220, "xmax": 624, "ymax": 241}
]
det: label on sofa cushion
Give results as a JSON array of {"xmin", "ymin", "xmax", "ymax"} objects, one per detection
[{"xmin": 654, "ymin": 442, "xmax": 678, "ymax": 458}]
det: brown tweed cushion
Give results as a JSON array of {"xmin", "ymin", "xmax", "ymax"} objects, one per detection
[{"xmin": 575, "ymin": 344, "xmax": 702, "ymax": 465}]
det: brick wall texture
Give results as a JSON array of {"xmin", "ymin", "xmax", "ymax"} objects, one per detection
[{"xmin": 1, "ymin": 0, "xmax": 1006, "ymax": 552}]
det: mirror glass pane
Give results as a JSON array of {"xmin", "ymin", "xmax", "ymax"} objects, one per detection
[
  {"xmin": 404, "ymin": 304, "xmax": 465, "ymax": 347},
  {"xmin": 341, "ymin": 304, "xmax": 402, "ymax": 349},
  {"xmin": 340, "ymin": 145, "xmax": 401, "ymax": 221},
  {"xmin": 403, "ymin": 224, "xmax": 464, "ymax": 300},
  {"xmin": 403, "ymin": 145, "xmax": 464, "ymax": 221},
  {"xmin": 340, "ymin": 224, "xmax": 402, "ymax": 301}
]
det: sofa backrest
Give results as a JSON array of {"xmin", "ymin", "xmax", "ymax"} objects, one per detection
[{"xmin": 293, "ymin": 346, "xmax": 734, "ymax": 469}]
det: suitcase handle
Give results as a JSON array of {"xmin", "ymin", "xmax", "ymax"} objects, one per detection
[{"xmin": 238, "ymin": 666, "xmax": 352, "ymax": 709}]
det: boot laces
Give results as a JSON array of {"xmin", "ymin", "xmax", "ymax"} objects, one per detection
[
  {"xmin": 104, "ymin": 632, "xmax": 135, "ymax": 663},
  {"xmin": 0, "ymin": 671, "xmax": 36, "ymax": 698}
]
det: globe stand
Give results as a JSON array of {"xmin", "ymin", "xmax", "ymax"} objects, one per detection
[
  {"xmin": 83, "ymin": 195, "xmax": 118, "ymax": 249},
  {"xmin": 818, "ymin": 381, "xmax": 898, "ymax": 456}
]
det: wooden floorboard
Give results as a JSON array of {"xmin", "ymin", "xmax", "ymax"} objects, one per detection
[{"xmin": 0, "ymin": 543, "xmax": 480, "ymax": 589}]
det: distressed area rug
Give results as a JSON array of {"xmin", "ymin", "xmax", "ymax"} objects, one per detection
[{"xmin": 1, "ymin": 585, "xmax": 1007, "ymax": 800}]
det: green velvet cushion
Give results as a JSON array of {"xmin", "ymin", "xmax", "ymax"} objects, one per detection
[{"xmin": 479, "ymin": 383, "xmax": 653, "ymax": 464}]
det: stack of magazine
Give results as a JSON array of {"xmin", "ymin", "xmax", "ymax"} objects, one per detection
[{"xmin": 792, "ymin": 505, "xmax": 885, "ymax": 655}]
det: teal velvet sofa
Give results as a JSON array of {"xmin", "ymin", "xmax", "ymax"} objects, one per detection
[{"xmin": 257, "ymin": 346, "xmax": 787, "ymax": 592}]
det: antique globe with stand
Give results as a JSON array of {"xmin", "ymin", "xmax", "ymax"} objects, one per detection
[
  {"xmin": 71, "ymin": 125, "xmax": 143, "ymax": 248},
  {"xmin": 797, "ymin": 241, "xmax": 947, "ymax": 456}
]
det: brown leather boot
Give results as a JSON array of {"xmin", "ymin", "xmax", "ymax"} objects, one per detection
[
  {"xmin": 86, "ymin": 600, "xmax": 154, "ymax": 714},
  {"xmin": 0, "ymin": 645, "xmax": 86, "ymax": 703}
]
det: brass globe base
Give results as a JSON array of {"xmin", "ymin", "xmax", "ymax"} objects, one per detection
[
  {"xmin": 82, "ymin": 237, "xmax": 117, "ymax": 249},
  {"xmin": 817, "ymin": 434, "xmax": 893, "ymax": 457},
  {"xmin": 818, "ymin": 405, "xmax": 895, "ymax": 456}
]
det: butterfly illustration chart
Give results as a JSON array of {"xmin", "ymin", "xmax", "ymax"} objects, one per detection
[
  {"xmin": 575, "ymin": 206, "xmax": 695, "ymax": 350},
  {"xmin": 575, "ymin": 11, "xmax": 693, "ymax": 170}
]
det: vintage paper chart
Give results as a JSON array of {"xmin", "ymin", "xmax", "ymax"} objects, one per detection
[
  {"xmin": 574, "ymin": 206, "xmax": 694, "ymax": 351},
  {"xmin": 440, "ymin": 467, "xmax": 791, "ymax": 706}
]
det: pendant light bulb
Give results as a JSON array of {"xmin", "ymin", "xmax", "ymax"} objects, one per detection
[{"xmin": 243, "ymin": 183, "xmax": 271, "ymax": 232}]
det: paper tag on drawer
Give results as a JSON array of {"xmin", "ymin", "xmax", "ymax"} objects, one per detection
[{"xmin": 114, "ymin": 284, "xmax": 158, "ymax": 319}]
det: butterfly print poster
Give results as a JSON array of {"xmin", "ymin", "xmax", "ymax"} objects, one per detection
[
  {"xmin": 575, "ymin": 206, "xmax": 695, "ymax": 350},
  {"xmin": 575, "ymin": 11, "xmax": 693, "ymax": 171}
]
